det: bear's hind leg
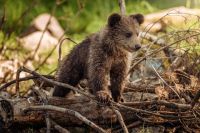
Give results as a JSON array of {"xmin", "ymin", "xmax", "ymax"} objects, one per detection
[{"xmin": 53, "ymin": 69, "xmax": 82, "ymax": 97}]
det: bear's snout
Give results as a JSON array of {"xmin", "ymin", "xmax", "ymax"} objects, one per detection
[{"xmin": 134, "ymin": 44, "xmax": 141, "ymax": 50}]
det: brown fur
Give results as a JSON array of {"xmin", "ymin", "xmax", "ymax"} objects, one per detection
[{"xmin": 53, "ymin": 13, "xmax": 144, "ymax": 102}]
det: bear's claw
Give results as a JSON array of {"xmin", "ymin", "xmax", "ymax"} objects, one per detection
[{"xmin": 96, "ymin": 91, "xmax": 112, "ymax": 104}]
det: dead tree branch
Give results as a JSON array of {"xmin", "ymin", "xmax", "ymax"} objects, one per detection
[
  {"xmin": 23, "ymin": 105, "xmax": 107, "ymax": 133},
  {"xmin": 113, "ymin": 109, "xmax": 129, "ymax": 133},
  {"xmin": 123, "ymin": 100, "xmax": 191, "ymax": 110},
  {"xmin": 118, "ymin": 0, "xmax": 126, "ymax": 15},
  {"xmin": 58, "ymin": 37, "xmax": 78, "ymax": 63},
  {"xmin": 45, "ymin": 115, "xmax": 51, "ymax": 133}
]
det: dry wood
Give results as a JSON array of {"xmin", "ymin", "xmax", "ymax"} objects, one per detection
[
  {"xmin": 58, "ymin": 37, "xmax": 78, "ymax": 63},
  {"xmin": 0, "ymin": 75, "xmax": 153, "ymax": 93},
  {"xmin": 24, "ymin": 105, "xmax": 107, "ymax": 133},
  {"xmin": 51, "ymin": 119, "xmax": 70, "ymax": 133},
  {"xmin": 8, "ymin": 95, "xmax": 138, "ymax": 127},
  {"xmin": 123, "ymin": 100, "xmax": 191, "ymax": 110},
  {"xmin": 113, "ymin": 109, "xmax": 129, "ymax": 133},
  {"xmin": 45, "ymin": 115, "xmax": 51, "ymax": 133},
  {"xmin": 118, "ymin": 0, "xmax": 126, "ymax": 15},
  {"xmin": 0, "ymin": 93, "xmax": 197, "ymax": 130}
]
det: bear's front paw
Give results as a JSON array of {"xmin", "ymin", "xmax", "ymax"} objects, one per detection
[{"xmin": 96, "ymin": 91, "xmax": 112, "ymax": 104}]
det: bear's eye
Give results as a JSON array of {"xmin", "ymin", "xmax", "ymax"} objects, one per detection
[{"xmin": 125, "ymin": 32, "xmax": 132, "ymax": 38}]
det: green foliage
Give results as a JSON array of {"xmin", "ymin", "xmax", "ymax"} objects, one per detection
[
  {"xmin": 0, "ymin": 0, "xmax": 191, "ymax": 39},
  {"xmin": 0, "ymin": 31, "xmax": 28, "ymax": 60},
  {"xmin": 0, "ymin": 0, "xmax": 199, "ymax": 75}
]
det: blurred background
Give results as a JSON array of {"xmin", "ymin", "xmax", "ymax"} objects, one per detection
[
  {"xmin": 1, "ymin": 0, "xmax": 200, "ymax": 37},
  {"xmin": 1, "ymin": 0, "xmax": 200, "ymax": 35},
  {"xmin": 1, "ymin": 0, "xmax": 200, "ymax": 94}
]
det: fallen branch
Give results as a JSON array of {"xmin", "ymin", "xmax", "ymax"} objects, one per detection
[
  {"xmin": 45, "ymin": 115, "xmax": 51, "ymax": 133},
  {"xmin": 123, "ymin": 100, "xmax": 191, "ymax": 110},
  {"xmin": 24, "ymin": 105, "xmax": 107, "ymax": 133},
  {"xmin": 16, "ymin": 67, "xmax": 94, "ymax": 99},
  {"xmin": 113, "ymin": 109, "xmax": 129, "ymax": 133},
  {"xmin": 0, "ymin": 75, "xmax": 54, "ymax": 92}
]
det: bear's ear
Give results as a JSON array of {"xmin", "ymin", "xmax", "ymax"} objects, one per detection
[
  {"xmin": 108, "ymin": 13, "xmax": 121, "ymax": 27},
  {"xmin": 130, "ymin": 14, "xmax": 144, "ymax": 25}
]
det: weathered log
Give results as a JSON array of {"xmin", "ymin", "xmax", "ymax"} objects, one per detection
[
  {"xmin": 0, "ymin": 90, "xmax": 163, "ymax": 132},
  {"xmin": 1, "ymin": 90, "xmax": 195, "ymax": 127},
  {"xmin": 10, "ymin": 92, "xmax": 146, "ymax": 126},
  {"xmin": 0, "ymin": 88, "xmax": 199, "ymax": 133}
]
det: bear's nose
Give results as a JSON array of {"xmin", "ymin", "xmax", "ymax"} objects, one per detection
[{"xmin": 134, "ymin": 44, "xmax": 141, "ymax": 50}]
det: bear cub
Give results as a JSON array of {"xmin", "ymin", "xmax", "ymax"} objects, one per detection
[{"xmin": 53, "ymin": 13, "xmax": 144, "ymax": 103}]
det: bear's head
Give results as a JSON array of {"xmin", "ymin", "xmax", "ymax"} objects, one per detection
[{"xmin": 107, "ymin": 13, "xmax": 144, "ymax": 52}]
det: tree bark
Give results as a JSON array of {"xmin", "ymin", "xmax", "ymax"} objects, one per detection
[{"xmin": 7, "ymin": 92, "xmax": 141, "ymax": 127}]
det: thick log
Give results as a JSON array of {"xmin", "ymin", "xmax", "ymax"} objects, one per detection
[
  {"xmin": 10, "ymin": 92, "xmax": 146, "ymax": 126},
  {"xmin": 0, "ymin": 89, "xmax": 160, "ymax": 130},
  {"xmin": 4, "ymin": 91, "xmax": 194, "ymax": 127},
  {"xmin": 0, "ymin": 89, "xmax": 199, "ymax": 133}
]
